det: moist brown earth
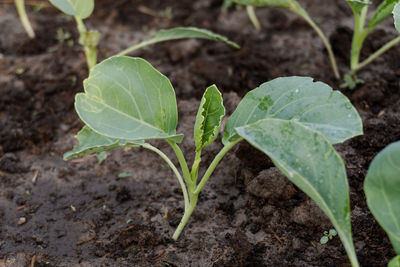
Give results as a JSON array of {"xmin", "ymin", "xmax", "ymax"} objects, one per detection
[{"xmin": 1, "ymin": 0, "xmax": 399, "ymax": 266}]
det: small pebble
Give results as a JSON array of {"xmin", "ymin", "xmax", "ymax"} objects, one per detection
[{"xmin": 18, "ymin": 217, "xmax": 26, "ymax": 225}]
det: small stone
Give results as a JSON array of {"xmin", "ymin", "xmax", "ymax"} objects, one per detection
[{"xmin": 18, "ymin": 217, "xmax": 26, "ymax": 225}]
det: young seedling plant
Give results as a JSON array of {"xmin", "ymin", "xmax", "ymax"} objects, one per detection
[
  {"xmin": 64, "ymin": 55, "xmax": 364, "ymax": 266},
  {"xmin": 342, "ymin": 0, "xmax": 400, "ymax": 88},
  {"xmin": 320, "ymin": 229, "xmax": 338, "ymax": 245},
  {"xmin": 364, "ymin": 141, "xmax": 400, "ymax": 267},
  {"xmin": 230, "ymin": 0, "xmax": 340, "ymax": 79},
  {"xmin": 48, "ymin": 0, "xmax": 239, "ymax": 71}
]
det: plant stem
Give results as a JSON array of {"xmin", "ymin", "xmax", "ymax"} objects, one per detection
[
  {"xmin": 194, "ymin": 139, "xmax": 242, "ymax": 195},
  {"xmin": 246, "ymin": 6, "xmax": 261, "ymax": 30},
  {"xmin": 15, "ymin": 0, "xmax": 35, "ymax": 38},
  {"xmin": 167, "ymin": 141, "xmax": 194, "ymax": 190},
  {"xmin": 74, "ymin": 16, "xmax": 97, "ymax": 71},
  {"xmin": 118, "ymin": 40, "xmax": 158, "ymax": 56},
  {"xmin": 292, "ymin": 5, "xmax": 340, "ymax": 79},
  {"xmin": 350, "ymin": 0, "xmax": 369, "ymax": 71},
  {"xmin": 172, "ymin": 192, "xmax": 198, "ymax": 240},
  {"xmin": 141, "ymin": 144, "xmax": 190, "ymax": 210},
  {"xmin": 190, "ymin": 150, "xmax": 202, "ymax": 182},
  {"xmin": 352, "ymin": 35, "xmax": 400, "ymax": 74}
]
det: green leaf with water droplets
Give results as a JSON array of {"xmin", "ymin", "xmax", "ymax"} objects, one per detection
[
  {"xmin": 49, "ymin": 0, "xmax": 94, "ymax": 19},
  {"xmin": 368, "ymin": 0, "xmax": 400, "ymax": 31},
  {"xmin": 194, "ymin": 85, "xmax": 225, "ymax": 152},
  {"xmin": 75, "ymin": 56, "xmax": 183, "ymax": 143},
  {"xmin": 223, "ymin": 77, "xmax": 362, "ymax": 145},
  {"xmin": 364, "ymin": 141, "xmax": 400, "ymax": 255},
  {"xmin": 389, "ymin": 256, "xmax": 400, "ymax": 267},
  {"xmin": 394, "ymin": 3, "xmax": 400, "ymax": 33},
  {"xmin": 63, "ymin": 126, "xmax": 143, "ymax": 160},
  {"xmin": 236, "ymin": 118, "xmax": 357, "ymax": 265}
]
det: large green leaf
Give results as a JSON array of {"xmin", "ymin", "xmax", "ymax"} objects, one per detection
[
  {"xmin": 63, "ymin": 126, "xmax": 143, "ymax": 160},
  {"xmin": 364, "ymin": 141, "xmax": 400, "ymax": 255},
  {"xmin": 49, "ymin": 0, "xmax": 94, "ymax": 19},
  {"xmin": 75, "ymin": 56, "xmax": 183, "ymax": 143},
  {"xmin": 236, "ymin": 118, "xmax": 357, "ymax": 264},
  {"xmin": 194, "ymin": 85, "xmax": 225, "ymax": 152},
  {"xmin": 223, "ymin": 77, "xmax": 363, "ymax": 145},
  {"xmin": 394, "ymin": 3, "xmax": 400, "ymax": 33},
  {"xmin": 231, "ymin": 0, "xmax": 294, "ymax": 8},
  {"xmin": 119, "ymin": 27, "xmax": 239, "ymax": 56},
  {"xmin": 368, "ymin": 0, "xmax": 400, "ymax": 30},
  {"xmin": 347, "ymin": 0, "xmax": 371, "ymax": 15},
  {"xmin": 389, "ymin": 256, "xmax": 400, "ymax": 267}
]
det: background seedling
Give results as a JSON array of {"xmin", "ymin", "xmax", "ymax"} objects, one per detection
[
  {"xmin": 231, "ymin": 0, "xmax": 340, "ymax": 79},
  {"xmin": 343, "ymin": 0, "xmax": 400, "ymax": 88},
  {"xmin": 15, "ymin": 0, "xmax": 35, "ymax": 38},
  {"xmin": 48, "ymin": 0, "xmax": 239, "ymax": 71},
  {"xmin": 320, "ymin": 229, "xmax": 338, "ymax": 244},
  {"xmin": 364, "ymin": 141, "xmax": 400, "ymax": 266},
  {"xmin": 64, "ymin": 56, "xmax": 363, "ymax": 266}
]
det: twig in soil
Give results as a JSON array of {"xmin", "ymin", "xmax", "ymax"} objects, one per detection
[
  {"xmin": 31, "ymin": 169, "xmax": 39, "ymax": 184},
  {"xmin": 76, "ymin": 235, "xmax": 96, "ymax": 246},
  {"xmin": 211, "ymin": 249, "xmax": 228, "ymax": 266},
  {"xmin": 266, "ymin": 228, "xmax": 283, "ymax": 244},
  {"xmin": 16, "ymin": 205, "xmax": 25, "ymax": 211},
  {"xmin": 151, "ymin": 250, "xmax": 166, "ymax": 261},
  {"xmin": 30, "ymin": 254, "xmax": 36, "ymax": 267}
]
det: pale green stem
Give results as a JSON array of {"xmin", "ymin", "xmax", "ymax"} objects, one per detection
[
  {"xmin": 292, "ymin": 6, "xmax": 340, "ymax": 79},
  {"xmin": 350, "ymin": 0, "xmax": 369, "ymax": 71},
  {"xmin": 74, "ymin": 16, "xmax": 97, "ymax": 71},
  {"xmin": 172, "ymin": 192, "xmax": 198, "ymax": 240},
  {"xmin": 194, "ymin": 139, "xmax": 242, "ymax": 195},
  {"xmin": 141, "ymin": 144, "xmax": 190, "ymax": 211},
  {"xmin": 15, "ymin": 0, "xmax": 35, "ymax": 38},
  {"xmin": 190, "ymin": 150, "xmax": 202, "ymax": 183},
  {"xmin": 246, "ymin": 6, "xmax": 261, "ymax": 30},
  {"xmin": 118, "ymin": 40, "xmax": 159, "ymax": 56},
  {"xmin": 167, "ymin": 141, "xmax": 194, "ymax": 190},
  {"xmin": 352, "ymin": 36, "xmax": 400, "ymax": 74}
]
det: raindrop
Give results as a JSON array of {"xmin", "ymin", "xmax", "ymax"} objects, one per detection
[
  {"xmin": 295, "ymin": 89, "xmax": 299, "ymax": 93},
  {"xmin": 345, "ymin": 103, "xmax": 352, "ymax": 109}
]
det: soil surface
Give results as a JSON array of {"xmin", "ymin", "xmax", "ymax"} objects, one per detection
[{"xmin": 1, "ymin": 0, "xmax": 400, "ymax": 266}]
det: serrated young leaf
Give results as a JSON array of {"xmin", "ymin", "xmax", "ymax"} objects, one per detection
[
  {"xmin": 223, "ymin": 77, "xmax": 362, "ymax": 145},
  {"xmin": 364, "ymin": 141, "xmax": 400, "ymax": 255},
  {"xmin": 389, "ymin": 256, "xmax": 400, "ymax": 267},
  {"xmin": 368, "ymin": 0, "xmax": 400, "ymax": 31},
  {"xmin": 49, "ymin": 0, "xmax": 94, "ymax": 19},
  {"xmin": 194, "ymin": 85, "xmax": 225, "ymax": 152},
  {"xmin": 231, "ymin": 0, "xmax": 294, "ymax": 8},
  {"xmin": 63, "ymin": 126, "xmax": 143, "ymax": 160},
  {"xmin": 394, "ymin": 3, "xmax": 400, "ymax": 33},
  {"xmin": 236, "ymin": 118, "xmax": 356, "ymax": 263},
  {"xmin": 347, "ymin": 0, "xmax": 371, "ymax": 14},
  {"xmin": 75, "ymin": 56, "xmax": 183, "ymax": 143},
  {"xmin": 119, "ymin": 27, "xmax": 239, "ymax": 55}
]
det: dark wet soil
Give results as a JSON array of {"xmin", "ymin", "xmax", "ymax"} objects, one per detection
[{"xmin": 1, "ymin": 0, "xmax": 399, "ymax": 266}]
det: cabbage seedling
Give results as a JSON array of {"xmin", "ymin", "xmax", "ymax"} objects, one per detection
[
  {"xmin": 343, "ymin": 0, "xmax": 400, "ymax": 88},
  {"xmin": 230, "ymin": 0, "xmax": 340, "ymax": 79},
  {"xmin": 64, "ymin": 56, "xmax": 362, "ymax": 266},
  {"xmin": 364, "ymin": 141, "xmax": 400, "ymax": 267},
  {"xmin": 48, "ymin": 0, "xmax": 239, "ymax": 71},
  {"xmin": 15, "ymin": 0, "xmax": 35, "ymax": 38}
]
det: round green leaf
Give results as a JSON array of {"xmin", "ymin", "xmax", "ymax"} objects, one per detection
[
  {"xmin": 75, "ymin": 56, "xmax": 183, "ymax": 143},
  {"xmin": 194, "ymin": 85, "xmax": 225, "ymax": 151},
  {"xmin": 236, "ymin": 118, "xmax": 356, "ymax": 264},
  {"xmin": 365, "ymin": 141, "xmax": 400, "ymax": 255},
  {"xmin": 320, "ymin": 236, "xmax": 329, "ymax": 244},
  {"xmin": 223, "ymin": 77, "xmax": 362, "ymax": 145},
  {"xmin": 49, "ymin": 0, "xmax": 94, "ymax": 19},
  {"xmin": 368, "ymin": 0, "xmax": 399, "ymax": 31},
  {"xmin": 389, "ymin": 256, "xmax": 400, "ymax": 267}
]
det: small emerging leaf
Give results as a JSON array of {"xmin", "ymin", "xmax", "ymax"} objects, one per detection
[
  {"xmin": 75, "ymin": 56, "xmax": 183, "ymax": 143},
  {"xmin": 231, "ymin": 0, "xmax": 294, "ymax": 8},
  {"xmin": 368, "ymin": 0, "xmax": 400, "ymax": 31},
  {"xmin": 389, "ymin": 256, "xmax": 400, "ymax": 267},
  {"xmin": 118, "ymin": 172, "xmax": 132, "ymax": 178},
  {"xmin": 394, "ymin": 2, "xmax": 400, "ymax": 33},
  {"xmin": 236, "ymin": 118, "xmax": 356, "ymax": 261},
  {"xmin": 119, "ymin": 27, "xmax": 239, "ymax": 55},
  {"xmin": 320, "ymin": 236, "xmax": 329, "ymax": 244},
  {"xmin": 49, "ymin": 0, "xmax": 94, "ymax": 19},
  {"xmin": 63, "ymin": 126, "xmax": 143, "ymax": 160},
  {"xmin": 364, "ymin": 141, "xmax": 400, "ymax": 255},
  {"xmin": 223, "ymin": 77, "xmax": 363, "ymax": 145},
  {"xmin": 347, "ymin": 0, "xmax": 370, "ymax": 15},
  {"xmin": 194, "ymin": 85, "xmax": 225, "ymax": 151},
  {"xmin": 329, "ymin": 229, "xmax": 338, "ymax": 236}
]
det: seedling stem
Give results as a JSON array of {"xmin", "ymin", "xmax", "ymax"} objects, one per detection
[
  {"xmin": 15, "ymin": 0, "xmax": 35, "ymax": 38},
  {"xmin": 246, "ymin": 6, "xmax": 261, "ymax": 30},
  {"xmin": 74, "ymin": 16, "xmax": 99, "ymax": 71}
]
